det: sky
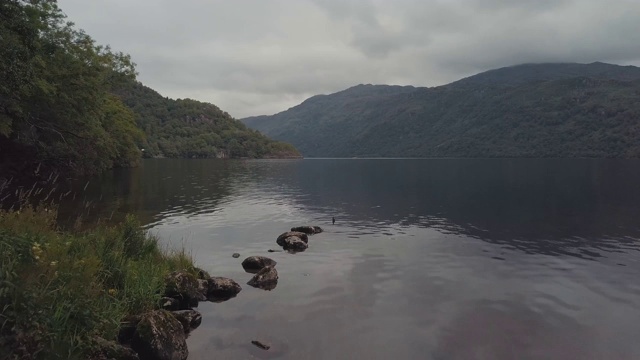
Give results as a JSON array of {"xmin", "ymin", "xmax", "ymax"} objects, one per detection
[{"xmin": 58, "ymin": 0, "xmax": 640, "ymax": 118}]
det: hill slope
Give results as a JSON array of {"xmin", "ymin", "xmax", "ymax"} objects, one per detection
[
  {"xmin": 242, "ymin": 62, "xmax": 640, "ymax": 158},
  {"xmin": 113, "ymin": 81, "xmax": 300, "ymax": 159}
]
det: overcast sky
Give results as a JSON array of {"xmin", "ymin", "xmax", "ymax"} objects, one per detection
[{"xmin": 58, "ymin": 0, "xmax": 640, "ymax": 118}]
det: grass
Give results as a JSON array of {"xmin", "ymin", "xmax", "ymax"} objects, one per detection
[{"xmin": 0, "ymin": 205, "xmax": 198, "ymax": 359}]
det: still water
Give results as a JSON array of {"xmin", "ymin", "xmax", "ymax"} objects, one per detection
[{"xmin": 61, "ymin": 159, "xmax": 640, "ymax": 359}]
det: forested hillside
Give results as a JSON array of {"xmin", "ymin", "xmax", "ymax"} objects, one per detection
[
  {"xmin": 0, "ymin": 0, "xmax": 299, "ymax": 182},
  {"xmin": 1, "ymin": 0, "xmax": 142, "ymax": 177},
  {"xmin": 113, "ymin": 81, "xmax": 300, "ymax": 159},
  {"xmin": 242, "ymin": 63, "xmax": 640, "ymax": 158}
]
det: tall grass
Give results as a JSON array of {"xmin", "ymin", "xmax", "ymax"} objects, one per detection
[{"xmin": 0, "ymin": 206, "xmax": 197, "ymax": 359}]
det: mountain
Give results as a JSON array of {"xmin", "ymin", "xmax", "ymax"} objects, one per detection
[
  {"xmin": 112, "ymin": 81, "xmax": 300, "ymax": 160},
  {"xmin": 241, "ymin": 62, "xmax": 640, "ymax": 158}
]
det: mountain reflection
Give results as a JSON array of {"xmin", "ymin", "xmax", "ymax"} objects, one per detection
[{"xmin": 58, "ymin": 158, "xmax": 640, "ymax": 258}]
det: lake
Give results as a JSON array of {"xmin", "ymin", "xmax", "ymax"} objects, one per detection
[{"xmin": 59, "ymin": 158, "xmax": 640, "ymax": 359}]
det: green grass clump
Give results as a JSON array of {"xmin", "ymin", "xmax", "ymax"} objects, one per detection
[{"xmin": 0, "ymin": 206, "xmax": 196, "ymax": 359}]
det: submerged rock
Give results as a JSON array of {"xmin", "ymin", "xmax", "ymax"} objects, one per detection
[
  {"xmin": 247, "ymin": 266, "xmax": 278, "ymax": 290},
  {"xmin": 276, "ymin": 231, "xmax": 308, "ymax": 246},
  {"xmin": 241, "ymin": 256, "xmax": 277, "ymax": 273},
  {"xmin": 232, "ymin": 253, "xmax": 240, "ymax": 258},
  {"xmin": 171, "ymin": 310, "xmax": 202, "ymax": 333},
  {"xmin": 206, "ymin": 276, "xmax": 242, "ymax": 302},
  {"xmin": 251, "ymin": 340, "xmax": 271, "ymax": 350},
  {"xmin": 291, "ymin": 226, "xmax": 323, "ymax": 234},
  {"xmin": 131, "ymin": 310, "xmax": 188, "ymax": 360}
]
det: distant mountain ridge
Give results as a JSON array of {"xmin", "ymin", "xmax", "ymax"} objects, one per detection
[{"xmin": 242, "ymin": 62, "xmax": 640, "ymax": 158}]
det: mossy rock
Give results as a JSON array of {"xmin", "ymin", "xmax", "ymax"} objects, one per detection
[
  {"xmin": 91, "ymin": 337, "xmax": 139, "ymax": 360},
  {"xmin": 131, "ymin": 310, "xmax": 188, "ymax": 360},
  {"xmin": 164, "ymin": 271, "xmax": 200, "ymax": 309}
]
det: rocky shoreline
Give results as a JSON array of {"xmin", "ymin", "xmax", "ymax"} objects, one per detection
[{"xmin": 103, "ymin": 225, "xmax": 323, "ymax": 360}]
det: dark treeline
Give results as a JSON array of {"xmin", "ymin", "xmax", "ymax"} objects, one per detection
[{"xmin": 0, "ymin": 0, "xmax": 299, "ymax": 183}]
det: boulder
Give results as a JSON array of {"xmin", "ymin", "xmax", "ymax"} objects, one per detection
[
  {"xmin": 171, "ymin": 310, "xmax": 202, "ymax": 333},
  {"xmin": 196, "ymin": 279, "xmax": 208, "ymax": 301},
  {"xmin": 206, "ymin": 277, "xmax": 242, "ymax": 302},
  {"xmin": 159, "ymin": 297, "xmax": 180, "ymax": 311},
  {"xmin": 247, "ymin": 266, "xmax": 278, "ymax": 290},
  {"xmin": 281, "ymin": 236, "xmax": 308, "ymax": 252},
  {"xmin": 193, "ymin": 267, "xmax": 210, "ymax": 280},
  {"xmin": 291, "ymin": 226, "xmax": 323, "ymax": 234},
  {"xmin": 164, "ymin": 271, "xmax": 200, "ymax": 309},
  {"xmin": 232, "ymin": 253, "xmax": 241, "ymax": 258},
  {"xmin": 131, "ymin": 310, "xmax": 188, "ymax": 360},
  {"xmin": 276, "ymin": 231, "xmax": 308, "ymax": 246},
  {"xmin": 92, "ymin": 337, "xmax": 139, "ymax": 360},
  {"xmin": 241, "ymin": 256, "xmax": 277, "ymax": 273}
]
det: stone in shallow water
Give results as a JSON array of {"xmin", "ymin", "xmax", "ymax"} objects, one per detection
[
  {"xmin": 247, "ymin": 266, "xmax": 278, "ymax": 290},
  {"xmin": 281, "ymin": 236, "xmax": 308, "ymax": 252},
  {"xmin": 276, "ymin": 231, "xmax": 309, "ymax": 246},
  {"xmin": 206, "ymin": 276, "xmax": 242, "ymax": 302},
  {"xmin": 232, "ymin": 253, "xmax": 240, "ymax": 258},
  {"xmin": 241, "ymin": 256, "xmax": 277, "ymax": 273},
  {"xmin": 251, "ymin": 340, "xmax": 271, "ymax": 350},
  {"xmin": 290, "ymin": 225, "xmax": 323, "ymax": 234},
  {"xmin": 171, "ymin": 309, "xmax": 202, "ymax": 333}
]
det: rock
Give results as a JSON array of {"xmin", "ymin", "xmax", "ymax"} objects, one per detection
[
  {"xmin": 206, "ymin": 277, "xmax": 242, "ymax": 302},
  {"xmin": 171, "ymin": 310, "xmax": 202, "ymax": 333},
  {"xmin": 241, "ymin": 256, "xmax": 277, "ymax": 273},
  {"xmin": 281, "ymin": 236, "xmax": 308, "ymax": 252},
  {"xmin": 193, "ymin": 267, "xmax": 210, "ymax": 280},
  {"xmin": 251, "ymin": 340, "xmax": 271, "ymax": 350},
  {"xmin": 118, "ymin": 316, "xmax": 141, "ymax": 345},
  {"xmin": 291, "ymin": 225, "xmax": 323, "ymax": 234},
  {"xmin": 267, "ymin": 249, "xmax": 280, "ymax": 253},
  {"xmin": 247, "ymin": 266, "xmax": 278, "ymax": 290},
  {"xmin": 92, "ymin": 337, "xmax": 139, "ymax": 360},
  {"xmin": 159, "ymin": 297, "xmax": 180, "ymax": 311},
  {"xmin": 131, "ymin": 310, "xmax": 188, "ymax": 360},
  {"xmin": 232, "ymin": 253, "xmax": 240, "ymax": 258},
  {"xmin": 164, "ymin": 271, "xmax": 200, "ymax": 309},
  {"xmin": 196, "ymin": 279, "xmax": 208, "ymax": 301},
  {"xmin": 276, "ymin": 231, "xmax": 308, "ymax": 246}
]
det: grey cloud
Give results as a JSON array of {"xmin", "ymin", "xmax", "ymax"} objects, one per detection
[{"xmin": 58, "ymin": 0, "xmax": 640, "ymax": 118}]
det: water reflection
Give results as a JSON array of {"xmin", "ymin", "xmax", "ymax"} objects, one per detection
[
  {"xmin": 50, "ymin": 158, "xmax": 640, "ymax": 359},
  {"xmin": 58, "ymin": 158, "xmax": 640, "ymax": 259}
]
